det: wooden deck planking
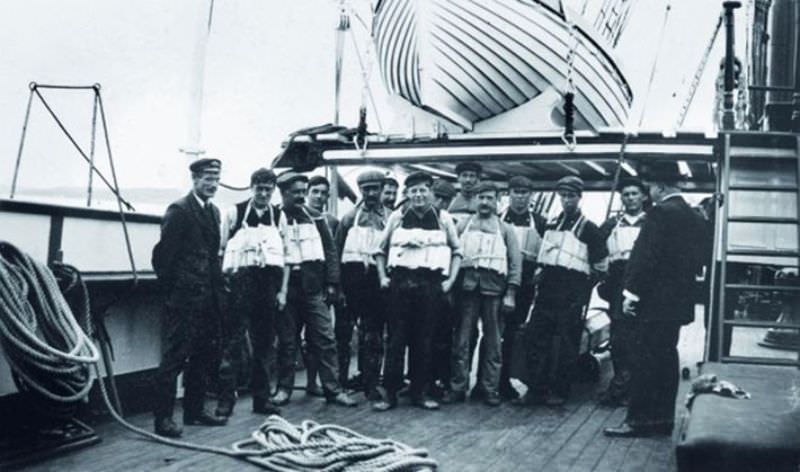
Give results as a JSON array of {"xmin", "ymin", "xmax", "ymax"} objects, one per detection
[{"xmin": 17, "ymin": 310, "xmax": 710, "ymax": 471}]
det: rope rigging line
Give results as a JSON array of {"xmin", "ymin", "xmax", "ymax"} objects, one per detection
[
  {"xmin": 603, "ymin": 133, "xmax": 630, "ymax": 221},
  {"xmin": 561, "ymin": 8, "xmax": 579, "ymax": 151},
  {"xmin": 0, "ymin": 241, "xmax": 437, "ymax": 470},
  {"xmin": 86, "ymin": 92, "xmax": 99, "ymax": 207},
  {"xmin": 674, "ymin": 13, "xmax": 723, "ymax": 129},
  {"xmin": 10, "ymin": 83, "xmax": 136, "ymax": 212},
  {"xmin": 637, "ymin": 1, "xmax": 672, "ymax": 129}
]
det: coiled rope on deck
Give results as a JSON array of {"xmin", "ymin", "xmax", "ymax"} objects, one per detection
[{"xmin": 0, "ymin": 241, "xmax": 437, "ymax": 471}]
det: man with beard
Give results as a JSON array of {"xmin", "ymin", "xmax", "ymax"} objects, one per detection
[
  {"xmin": 444, "ymin": 181, "xmax": 521, "ymax": 406},
  {"xmin": 604, "ymin": 162, "xmax": 707, "ymax": 437},
  {"xmin": 448, "ymin": 163, "xmax": 482, "ymax": 223},
  {"xmin": 272, "ymin": 171, "xmax": 357, "ymax": 407},
  {"xmin": 216, "ymin": 168, "xmax": 284, "ymax": 417},
  {"xmin": 596, "ymin": 177, "xmax": 647, "ymax": 407},
  {"xmin": 515, "ymin": 175, "xmax": 608, "ymax": 407},
  {"xmin": 381, "ymin": 174, "xmax": 399, "ymax": 211},
  {"xmin": 498, "ymin": 175, "xmax": 546, "ymax": 401},
  {"xmin": 372, "ymin": 171, "xmax": 462, "ymax": 411},
  {"xmin": 151, "ymin": 158, "xmax": 227, "ymax": 437},
  {"xmin": 335, "ymin": 169, "xmax": 388, "ymax": 400}
]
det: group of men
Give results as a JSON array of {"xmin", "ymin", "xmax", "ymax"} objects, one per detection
[{"xmin": 150, "ymin": 156, "xmax": 707, "ymax": 440}]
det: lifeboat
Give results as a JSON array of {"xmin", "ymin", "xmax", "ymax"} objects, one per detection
[{"xmin": 373, "ymin": 0, "xmax": 634, "ymax": 132}]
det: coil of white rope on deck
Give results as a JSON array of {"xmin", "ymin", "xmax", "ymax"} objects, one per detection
[{"xmin": 0, "ymin": 241, "xmax": 437, "ymax": 471}]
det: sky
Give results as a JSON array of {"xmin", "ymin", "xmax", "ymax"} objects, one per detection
[{"xmin": 0, "ymin": 0, "xmax": 752, "ymax": 208}]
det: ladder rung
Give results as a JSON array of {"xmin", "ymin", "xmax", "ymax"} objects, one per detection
[
  {"xmin": 726, "ymin": 283, "xmax": 800, "ymax": 292},
  {"xmin": 729, "ymin": 147, "xmax": 797, "ymax": 159},
  {"xmin": 726, "ymin": 249, "xmax": 800, "ymax": 257},
  {"xmin": 728, "ymin": 216, "xmax": 799, "ymax": 224},
  {"xmin": 729, "ymin": 184, "xmax": 798, "ymax": 192},
  {"xmin": 722, "ymin": 319, "xmax": 800, "ymax": 330},
  {"xmin": 720, "ymin": 355, "xmax": 800, "ymax": 367}
]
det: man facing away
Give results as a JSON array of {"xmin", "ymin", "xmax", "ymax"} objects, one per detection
[
  {"xmin": 596, "ymin": 177, "xmax": 647, "ymax": 407},
  {"xmin": 150, "ymin": 158, "xmax": 228, "ymax": 438},
  {"xmin": 373, "ymin": 171, "xmax": 462, "ymax": 411},
  {"xmin": 443, "ymin": 181, "xmax": 521, "ymax": 406},
  {"xmin": 335, "ymin": 169, "xmax": 388, "ymax": 401},
  {"xmin": 272, "ymin": 171, "xmax": 357, "ymax": 407},
  {"xmin": 515, "ymin": 175, "xmax": 608, "ymax": 407},
  {"xmin": 216, "ymin": 167, "xmax": 284, "ymax": 418},
  {"xmin": 498, "ymin": 175, "xmax": 546, "ymax": 401},
  {"xmin": 604, "ymin": 162, "xmax": 707, "ymax": 438}
]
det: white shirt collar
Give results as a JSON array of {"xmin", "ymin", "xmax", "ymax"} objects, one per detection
[
  {"xmin": 193, "ymin": 192, "xmax": 209, "ymax": 208},
  {"xmin": 621, "ymin": 211, "xmax": 645, "ymax": 225}
]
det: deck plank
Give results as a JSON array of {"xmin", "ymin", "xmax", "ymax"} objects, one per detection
[{"xmin": 16, "ymin": 309, "xmax": 710, "ymax": 472}]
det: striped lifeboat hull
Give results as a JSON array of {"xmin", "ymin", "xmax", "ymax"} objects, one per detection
[{"xmin": 374, "ymin": 0, "xmax": 633, "ymax": 131}]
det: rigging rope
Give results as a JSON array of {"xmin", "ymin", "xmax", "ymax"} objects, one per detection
[
  {"xmin": 674, "ymin": 13, "xmax": 723, "ymax": 129},
  {"xmin": 561, "ymin": 9, "xmax": 579, "ymax": 151},
  {"xmin": 637, "ymin": 2, "xmax": 671, "ymax": 129},
  {"xmin": 0, "ymin": 242, "xmax": 436, "ymax": 470}
]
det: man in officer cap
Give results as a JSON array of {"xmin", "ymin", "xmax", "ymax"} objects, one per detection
[
  {"xmin": 448, "ymin": 162, "xmax": 482, "ymax": 223},
  {"xmin": 596, "ymin": 177, "xmax": 647, "ymax": 407},
  {"xmin": 215, "ymin": 167, "xmax": 284, "ymax": 418},
  {"xmin": 515, "ymin": 175, "xmax": 608, "ymax": 407},
  {"xmin": 444, "ymin": 181, "xmax": 522, "ymax": 406},
  {"xmin": 604, "ymin": 162, "xmax": 706, "ymax": 437},
  {"xmin": 151, "ymin": 157, "xmax": 227, "ymax": 437},
  {"xmin": 498, "ymin": 175, "xmax": 547, "ymax": 400},
  {"xmin": 272, "ymin": 171, "xmax": 358, "ymax": 407},
  {"xmin": 335, "ymin": 169, "xmax": 388, "ymax": 400},
  {"xmin": 373, "ymin": 171, "xmax": 462, "ymax": 411}
]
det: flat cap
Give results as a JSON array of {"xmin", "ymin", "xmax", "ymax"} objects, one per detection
[
  {"xmin": 404, "ymin": 171, "xmax": 434, "ymax": 188},
  {"xmin": 508, "ymin": 175, "xmax": 533, "ymax": 191},
  {"xmin": 189, "ymin": 158, "xmax": 221, "ymax": 173},
  {"xmin": 474, "ymin": 181, "xmax": 498, "ymax": 194},
  {"xmin": 555, "ymin": 175, "xmax": 584, "ymax": 194},
  {"xmin": 276, "ymin": 170, "xmax": 309, "ymax": 189},
  {"xmin": 432, "ymin": 179, "xmax": 457, "ymax": 198},
  {"xmin": 637, "ymin": 161, "xmax": 686, "ymax": 183},
  {"xmin": 250, "ymin": 167, "xmax": 276, "ymax": 185},
  {"xmin": 455, "ymin": 162, "xmax": 482, "ymax": 175},
  {"xmin": 357, "ymin": 169, "xmax": 385, "ymax": 187}
]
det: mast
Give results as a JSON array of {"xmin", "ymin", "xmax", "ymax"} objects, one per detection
[{"xmin": 179, "ymin": 0, "xmax": 215, "ymax": 161}]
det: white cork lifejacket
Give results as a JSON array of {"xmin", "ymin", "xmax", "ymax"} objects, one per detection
[
  {"xmin": 284, "ymin": 207, "xmax": 325, "ymax": 265},
  {"xmin": 537, "ymin": 215, "xmax": 590, "ymax": 275},
  {"xmin": 502, "ymin": 208, "xmax": 542, "ymax": 262},
  {"xmin": 607, "ymin": 217, "xmax": 642, "ymax": 263},
  {"xmin": 460, "ymin": 216, "xmax": 508, "ymax": 275},
  {"xmin": 341, "ymin": 207, "xmax": 384, "ymax": 266},
  {"xmin": 387, "ymin": 209, "xmax": 452, "ymax": 275},
  {"xmin": 222, "ymin": 204, "xmax": 284, "ymax": 273}
]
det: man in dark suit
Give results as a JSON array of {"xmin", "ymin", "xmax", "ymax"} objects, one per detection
[
  {"xmin": 151, "ymin": 158, "xmax": 228, "ymax": 438},
  {"xmin": 604, "ymin": 161, "xmax": 708, "ymax": 438}
]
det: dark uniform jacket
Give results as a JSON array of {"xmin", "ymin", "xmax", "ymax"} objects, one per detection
[
  {"xmin": 152, "ymin": 192, "xmax": 224, "ymax": 310},
  {"xmin": 624, "ymin": 195, "xmax": 707, "ymax": 325}
]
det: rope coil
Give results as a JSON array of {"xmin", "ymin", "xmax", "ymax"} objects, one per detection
[{"xmin": 0, "ymin": 241, "xmax": 437, "ymax": 470}]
